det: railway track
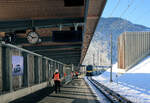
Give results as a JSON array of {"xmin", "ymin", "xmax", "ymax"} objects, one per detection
[{"xmin": 87, "ymin": 77, "xmax": 132, "ymax": 103}]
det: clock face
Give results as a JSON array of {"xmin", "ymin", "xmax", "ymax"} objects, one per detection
[{"xmin": 27, "ymin": 32, "xmax": 39, "ymax": 44}]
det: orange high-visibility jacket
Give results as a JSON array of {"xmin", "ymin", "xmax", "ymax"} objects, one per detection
[
  {"xmin": 54, "ymin": 73, "xmax": 60, "ymax": 81},
  {"xmin": 71, "ymin": 72, "xmax": 73, "ymax": 77},
  {"xmin": 64, "ymin": 72, "xmax": 67, "ymax": 77},
  {"xmin": 75, "ymin": 72, "xmax": 78, "ymax": 75}
]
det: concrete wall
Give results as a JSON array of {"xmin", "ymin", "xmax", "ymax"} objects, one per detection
[
  {"xmin": 0, "ymin": 82, "xmax": 48, "ymax": 103},
  {"xmin": 118, "ymin": 32, "xmax": 150, "ymax": 70}
]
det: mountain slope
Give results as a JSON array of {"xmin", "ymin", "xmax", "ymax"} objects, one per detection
[{"xmin": 83, "ymin": 17, "xmax": 150, "ymax": 65}]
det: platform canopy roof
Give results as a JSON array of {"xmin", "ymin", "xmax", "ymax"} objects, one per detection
[{"xmin": 0, "ymin": 0, "xmax": 107, "ymax": 66}]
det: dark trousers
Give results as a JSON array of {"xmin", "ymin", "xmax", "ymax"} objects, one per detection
[
  {"xmin": 76, "ymin": 74, "xmax": 78, "ymax": 78},
  {"xmin": 54, "ymin": 80, "xmax": 60, "ymax": 93}
]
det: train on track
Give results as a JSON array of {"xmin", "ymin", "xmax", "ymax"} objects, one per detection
[{"xmin": 86, "ymin": 65, "xmax": 109, "ymax": 76}]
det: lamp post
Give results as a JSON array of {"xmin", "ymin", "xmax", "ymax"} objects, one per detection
[
  {"xmin": 110, "ymin": 33, "xmax": 113, "ymax": 82},
  {"xmin": 93, "ymin": 54, "xmax": 95, "ymax": 65}
]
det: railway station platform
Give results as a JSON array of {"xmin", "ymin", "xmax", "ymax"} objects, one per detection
[{"xmin": 11, "ymin": 77, "xmax": 99, "ymax": 103}]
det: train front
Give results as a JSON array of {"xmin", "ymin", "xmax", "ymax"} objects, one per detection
[{"xmin": 86, "ymin": 65, "xmax": 93, "ymax": 76}]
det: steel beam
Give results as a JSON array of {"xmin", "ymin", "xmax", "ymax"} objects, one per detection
[
  {"xmin": 15, "ymin": 37, "xmax": 52, "ymax": 45},
  {"xmin": 34, "ymin": 18, "xmax": 84, "ymax": 27},
  {"xmin": 23, "ymin": 42, "xmax": 82, "ymax": 47},
  {"xmin": 32, "ymin": 48, "xmax": 81, "ymax": 52},
  {"xmin": 63, "ymin": 60, "xmax": 80, "ymax": 64},
  {"xmin": 23, "ymin": 44, "xmax": 82, "ymax": 51},
  {"xmin": 35, "ymin": 49, "xmax": 81, "ymax": 55},
  {"xmin": 48, "ymin": 54, "xmax": 81, "ymax": 58},
  {"xmin": 52, "ymin": 57, "xmax": 80, "ymax": 63},
  {"xmin": 0, "ymin": 17, "xmax": 84, "ymax": 32},
  {"xmin": 32, "ymin": 47, "xmax": 81, "ymax": 52},
  {"xmin": 55, "ymin": 58, "xmax": 80, "ymax": 62},
  {"xmin": 53, "ymin": 57, "xmax": 80, "ymax": 60},
  {"xmin": 45, "ymin": 52, "xmax": 81, "ymax": 57}
]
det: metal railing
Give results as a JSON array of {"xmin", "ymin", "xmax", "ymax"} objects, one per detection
[{"xmin": 0, "ymin": 41, "xmax": 73, "ymax": 96}]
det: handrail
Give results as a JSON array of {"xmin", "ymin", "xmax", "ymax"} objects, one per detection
[{"xmin": 0, "ymin": 41, "xmax": 64, "ymax": 65}]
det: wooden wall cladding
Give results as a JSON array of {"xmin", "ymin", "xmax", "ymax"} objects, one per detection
[
  {"xmin": 118, "ymin": 32, "xmax": 150, "ymax": 70},
  {"xmin": 0, "ymin": 0, "xmax": 84, "ymax": 20}
]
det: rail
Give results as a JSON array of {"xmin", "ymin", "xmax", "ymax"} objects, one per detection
[{"xmin": 87, "ymin": 77, "xmax": 132, "ymax": 103}]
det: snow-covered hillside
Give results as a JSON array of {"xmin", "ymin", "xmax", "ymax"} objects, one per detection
[{"xmin": 83, "ymin": 17, "xmax": 150, "ymax": 65}]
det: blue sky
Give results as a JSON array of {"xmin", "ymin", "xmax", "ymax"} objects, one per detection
[{"xmin": 101, "ymin": 0, "xmax": 150, "ymax": 27}]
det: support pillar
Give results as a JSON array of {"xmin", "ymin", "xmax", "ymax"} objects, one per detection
[
  {"xmin": 2, "ymin": 47, "xmax": 12, "ymax": 92},
  {"xmin": 22, "ymin": 52, "xmax": 29, "ymax": 87},
  {"xmin": 54, "ymin": 61, "xmax": 56, "ymax": 70},
  {"xmin": 42, "ymin": 58, "xmax": 46, "ymax": 82},
  {"xmin": 34, "ymin": 56, "xmax": 39, "ymax": 84}
]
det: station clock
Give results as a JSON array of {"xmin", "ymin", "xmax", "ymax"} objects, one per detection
[{"xmin": 27, "ymin": 31, "xmax": 39, "ymax": 44}]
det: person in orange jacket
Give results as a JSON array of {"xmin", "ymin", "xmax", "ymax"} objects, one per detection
[
  {"xmin": 64, "ymin": 72, "xmax": 67, "ymax": 77},
  {"xmin": 53, "ymin": 69, "xmax": 61, "ymax": 93},
  {"xmin": 75, "ymin": 71, "xmax": 78, "ymax": 79},
  {"xmin": 71, "ymin": 72, "xmax": 74, "ymax": 78}
]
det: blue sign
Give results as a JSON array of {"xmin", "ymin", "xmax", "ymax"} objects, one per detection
[{"xmin": 12, "ymin": 56, "xmax": 24, "ymax": 76}]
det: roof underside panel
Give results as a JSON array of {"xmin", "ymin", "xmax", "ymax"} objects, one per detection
[
  {"xmin": 0, "ymin": 0, "xmax": 84, "ymax": 20},
  {"xmin": 0, "ymin": 0, "xmax": 107, "ymax": 66},
  {"xmin": 80, "ymin": 0, "xmax": 107, "ymax": 64}
]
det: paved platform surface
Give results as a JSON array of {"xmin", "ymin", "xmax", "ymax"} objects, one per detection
[
  {"xmin": 38, "ymin": 78, "xmax": 99, "ymax": 103},
  {"xmin": 11, "ymin": 78, "xmax": 99, "ymax": 103}
]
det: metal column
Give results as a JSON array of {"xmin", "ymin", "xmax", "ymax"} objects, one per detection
[
  {"xmin": 2, "ymin": 47, "xmax": 13, "ymax": 92},
  {"xmin": 42, "ymin": 58, "xmax": 46, "ymax": 82},
  {"xmin": 34, "ymin": 56, "xmax": 39, "ymax": 84},
  {"xmin": 22, "ymin": 52, "xmax": 29, "ymax": 87}
]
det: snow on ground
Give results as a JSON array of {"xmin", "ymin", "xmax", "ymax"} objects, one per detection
[{"xmin": 92, "ymin": 56, "xmax": 150, "ymax": 103}]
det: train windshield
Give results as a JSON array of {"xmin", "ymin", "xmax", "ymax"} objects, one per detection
[{"xmin": 86, "ymin": 65, "xmax": 92, "ymax": 71}]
